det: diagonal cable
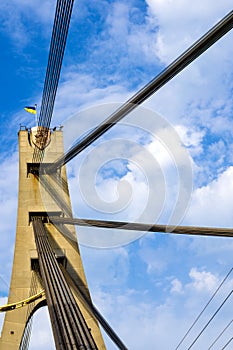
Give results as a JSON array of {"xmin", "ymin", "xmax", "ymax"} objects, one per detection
[
  {"xmin": 49, "ymin": 217, "xmax": 233, "ymax": 238},
  {"xmin": 46, "ymin": 10, "xmax": 233, "ymax": 172},
  {"xmin": 187, "ymin": 288, "xmax": 233, "ymax": 350},
  {"xmin": 208, "ymin": 319, "xmax": 233, "ymax": 349},
  {"xmin": 175, "ymin": 267, "xmax": 233, "ymax": 349},
  {"xmin": 221, "ymin": 337, "xmax": 233, "ymax": 350}
]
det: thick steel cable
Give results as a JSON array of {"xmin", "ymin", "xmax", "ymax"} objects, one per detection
[
  {"xmin": 34, "ymin": 0, "xmax": 74, "ymax": 160},
  {"xmin": 187, "ymin": 289, "xmax": 233, "ymax": 350},
  {"xmin": 38, "ymin": 0, "xmax": 65, "ymax": 126},
  {"xmin": 49, "ymin": 217, "xmax": 233, "ymax": 238},
  {"xmin": 42, "ymin": 0, "xmax": 73, "ymax": 128},
  {"xmin": 35, "ymin": 220, "xmax": 85, "ymax": 348},
  {"xmin": 208, "ymin": 319, "xmax": 233, "ymax": 349},
  {"xmin": 175, "ymin": 267, "xmax": 233, "ymax": 349},
  {"xmin": 37, "ymin": 0, "xmax": 64, "ymax": 126},
  {"xmin": 37, "ymin": 174, "xmax": 73, "ymax": 217},
  {"xmin": 33, "ymin": 0, "xmax": 74, "ymax": 164},
  {"xmin": 35, "ymin": 220, "xmax": 89, "ymax": 348},
  {"xmin": 38, "ymin": 0, "xmax": 74, "ymax": 128},
  {"xmin": 47, "ymin": 10, "xmax": 233, "ymax": 172},
  {"xmin": 40, "ymin": 0, "xmax": 73, "ymax": 129},
  {"xmin": 61, "ymin": 265, "xmax": 128, "ymax": 350},
  {"xmin": 32, "ymin": 218, "xmax": 98, "ymax": 349},
  {"xmin": 46, "ymin": 0, "xmax": 73, "ymax": 128},
  {"xmin": 38, "ymin": 226, "xmax": 85, "ymax": 347},
  {"xmin": 33, "ymin": 220, "xmax": 67, "ymax": 348},
  {"xmin": 33, "ymin": 0, "xmax": 66, "ymax": 164}
]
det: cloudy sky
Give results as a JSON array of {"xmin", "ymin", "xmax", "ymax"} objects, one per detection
[{"xmin": 0, "ymin": 0, "xmax": 233, "ymax": 349}]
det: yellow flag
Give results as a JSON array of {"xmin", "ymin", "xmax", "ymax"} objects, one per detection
[{"xmin": 24, "ymin": 106, "xmax": 36, "ymax": 115}]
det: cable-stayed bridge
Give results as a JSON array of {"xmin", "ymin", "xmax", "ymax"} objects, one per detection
[{"xmin": 0, "ymin": 1, "xmax": 233, "ymax": 349}]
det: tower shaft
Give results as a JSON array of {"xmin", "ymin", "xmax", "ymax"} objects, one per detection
[{"xmin": 0, "ymin": 128, "xmax": 106, "ymax": 349}]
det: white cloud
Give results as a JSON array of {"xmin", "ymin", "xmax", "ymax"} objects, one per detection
[
  {"xmin": 185, "ymin": 166, "xmax": 233, "ymax": 227},
  {"xmin": 86, "ymin": 1, "xmax": 161, "ymax": 77},
  {"xmin": 55, "ymin": 85, "xmax": 131, "ymax": 135},
  {"xmin": 146, "ymin": 0, "xmax": 233, "ymax": 63},
  {"xmin": 189, "ymin": 268, "xmax": 218, "ymax": 292},
  {"xmin": 139, "ymin": 0, "xmax": 233, "ymax": 173},
  {"xmin": 140, "ymin": 246, "xmax": 168, "ymax": 274},
  {"xmin": 0, "ymin": 1, "xmax": 55, "ymax": 47},
  {"xmin": 171, "ymin": 278, "xmax": 183, "ymax": 294},
  {"xmin": 175, "ymin": 124, "xmax": 205, "ymax": 152}
]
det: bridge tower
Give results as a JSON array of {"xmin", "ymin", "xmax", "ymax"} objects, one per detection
[{"xmin": 0, "ymin": 127, "xmax": 106, "ymax": 349}]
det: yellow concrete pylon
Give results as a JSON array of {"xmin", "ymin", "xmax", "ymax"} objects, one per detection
[{"xmin": 0, "ymin": 128, "xmax": 106, "ymax": 350}]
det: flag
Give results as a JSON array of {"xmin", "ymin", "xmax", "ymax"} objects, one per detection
[{"xmin": 24, "ymin": 105, "xmax": 37, "ymax": 115}]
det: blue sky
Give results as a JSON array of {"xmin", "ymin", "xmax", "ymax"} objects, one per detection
[{"xmin": 0, "ymin": 0, "xmax": 233, "ymax": 349}]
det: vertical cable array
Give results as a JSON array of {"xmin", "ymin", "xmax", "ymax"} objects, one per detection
[
  {"xmin": 38, "ymin": 0, "xmax": 74, "ymax": 129},
  {"xmin": 19, "ymin": 271, "xmax": 38, "ymax": 350},
  {"xmin": 32, "ymin": 217, "xmax": 98, "ymax": 350},
  {"xmin": 33, "ymin": 0, "xmax": 74, "ymax": 164}
]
